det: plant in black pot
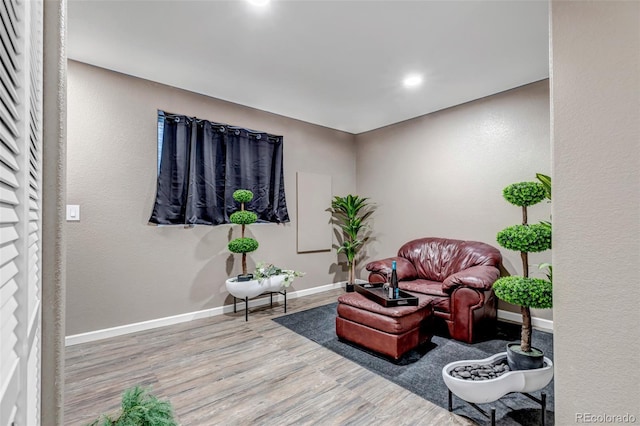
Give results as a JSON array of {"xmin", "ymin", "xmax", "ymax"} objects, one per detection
[
  {"xmin": 228, "ymin": 189, "xmax": 259, "ymax": 281},
  {"xmin": 331, "ymin": 194, "xmax": 372, "ymax": 292},
  {"xmin": 493, "ymin": 181, "xmax": 552, "ymax": 370}
]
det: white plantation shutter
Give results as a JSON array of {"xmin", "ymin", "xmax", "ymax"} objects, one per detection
[{"xmin": 0, "ymin": 0, "xmax": 43, "ymax": 425}]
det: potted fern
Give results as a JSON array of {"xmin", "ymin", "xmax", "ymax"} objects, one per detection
[
  {"xmin": 331, "ymin": 194, "xmax": 372, "ymax": 292},
  {"xmin": 493, "ymin": 180, "xmax": 552, "ymax": 370},
  {"xmin": 88, "ymin": 386, "xmax": 177, "ymax": 426}
]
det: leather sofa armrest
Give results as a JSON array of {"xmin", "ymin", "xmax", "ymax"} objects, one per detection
[
  {"xmin": 365, "ymin": 256, "xmax": 418, "ymax": 281},
  {"xmin": 442, "ymin": 265, "xmax": 500, "ymax": 292}
]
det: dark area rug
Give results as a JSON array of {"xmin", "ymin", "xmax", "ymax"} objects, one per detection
[{"xmin": 273, "ymin": 302, "xmax": 554, "ymax": 425}]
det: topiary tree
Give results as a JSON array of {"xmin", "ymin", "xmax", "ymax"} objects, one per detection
[
  {"xmin": 228, "ymin": 189, "xmax": 259, "ymax": 280},
  {"xmin": 493, "ymin": 181, "xmax": 552, "ymax": 356}
]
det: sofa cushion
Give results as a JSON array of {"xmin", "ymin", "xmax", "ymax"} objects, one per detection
[
  {"xmin": 399, "ymin": 279, "xmax": 447, "ymax": 297},
  {"xmin": 364, "ymin": 256, "xmax": 418, "ymax": 281},
  {"xmin": 442, "ymin": 265, "xmax": 501, "ymax": 291},
  {"xmin": 398, "ymin": 237, "xmax": 502, "ymax": 281}
]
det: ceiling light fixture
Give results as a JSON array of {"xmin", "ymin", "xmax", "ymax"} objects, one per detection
[
  {"xmin": 248, "ymin": 0, "xmax": 270, "ymax": 6},
  {"xmin": 403, "ymin": 74, "xmax": 423, "ymax": 88}
]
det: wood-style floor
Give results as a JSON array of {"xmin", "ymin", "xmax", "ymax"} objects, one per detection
[{"xmin": 64, "ymin": 288, "xmax": 475, "ymax": 425}]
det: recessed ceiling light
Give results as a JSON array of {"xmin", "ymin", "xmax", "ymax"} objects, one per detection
[
  {"xmin": 248, "ymin": 0, "xmax": 270, "ymax": 6},
  {"xmin": 403, "ymin": 74, "xmax": 423, "ymax": 88}
]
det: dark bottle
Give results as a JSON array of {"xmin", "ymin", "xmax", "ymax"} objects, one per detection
[
  {"xmin": 387, "ymin": 272, "xmax": 394, "ymax": 299},
  {"xmin": 390, "ymin": 260, "xmax": 399, "ymax": 299}
]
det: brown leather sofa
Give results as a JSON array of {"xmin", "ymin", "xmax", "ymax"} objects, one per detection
[{"xmin": 365, "ymin": 237, "xmax": 502, "ymax": 344}]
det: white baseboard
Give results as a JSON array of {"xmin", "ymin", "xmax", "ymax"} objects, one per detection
[
  {"xmin": 498, "ymin": 309, "xmax": 554, "ymax": 332},
  {"xmin": 65, "ymin": 282, "xmax": 552, "ymax": 346},
  {"xmin": 65, "ymin": 282, "xmax": 345, "ymax": 346}
]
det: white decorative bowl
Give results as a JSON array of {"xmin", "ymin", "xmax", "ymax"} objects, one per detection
[
  {"xmin": 442, "ymin": 352, "xmax": 553, "ymax": 404},
  {"xmin": 225, "ymin": 274, "xmax": 286, "ymax": 299}
]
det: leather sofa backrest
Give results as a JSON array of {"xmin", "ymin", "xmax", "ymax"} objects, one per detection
[{"xmin": 397, "ymin": 237, "xmax": 502, "ymax": 282}]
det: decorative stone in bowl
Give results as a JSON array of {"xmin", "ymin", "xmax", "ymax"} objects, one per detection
[{"xmin": 442, "ymin": 352, "xmax": 553, "ymax": 404}]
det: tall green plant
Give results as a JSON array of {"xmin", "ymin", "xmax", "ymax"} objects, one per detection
[
  {"xmin": 493, "ymin": 181, "xmax": 552, "ymax": 354},
  {"xmin": 228, "ymin": 189, "xmax": 259, "ymax": 277},
  {"xmin": 331, "ymin": 194, "xmax": 372, "ymax": 287}
]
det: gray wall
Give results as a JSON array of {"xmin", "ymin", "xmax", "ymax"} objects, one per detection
[
  {"xmin": 67, "ymin": 63, "xmax": 554, "ymax": 335},
  {"xmin": 355, "ymin": 80, "xmax": 552, "ymax": 318},
  {"xmin": 66, "ymin": 61, "xmax": 356, "ymax": 335},
  {"xmin": 551, "ymin": 1, "xmax": 640, "ymax": 422},
  {"xmin": 61, "ymin": 2, "xmax": 640, "ymax": 421}
]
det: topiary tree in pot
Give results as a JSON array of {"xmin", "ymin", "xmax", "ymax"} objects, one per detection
[
  {"xmin": 228, "ymin": 189, "xmax": 259, "ymax": 281},
  {"xmin": 331, "ymin": 194, "xmax": 372, "ymax": 292},
  {"xmin": 493, "ymin": 181, "xmax": 552, "ymax": 370}
]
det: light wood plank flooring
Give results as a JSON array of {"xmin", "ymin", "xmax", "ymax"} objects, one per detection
[{"xmin": 65, "ymin": 288, "xmax": 475, "ymax": 425}]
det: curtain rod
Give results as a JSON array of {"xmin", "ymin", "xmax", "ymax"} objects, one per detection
[{"xmin": 160, "ymin": 111, "xmax": 282, "ymax": 140}]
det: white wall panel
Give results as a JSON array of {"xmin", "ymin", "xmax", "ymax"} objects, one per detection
[{"xmin": 296, "ymin": 172, "xmax": 332, "ymax": 253}]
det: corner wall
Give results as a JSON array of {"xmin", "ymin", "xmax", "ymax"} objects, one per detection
[
  {"xmin": 355, "ymin": 80, "xmax": 552, "ymax": 318},
  {"xmin": 42, "ymin": 1, "xmax": 66, "ymax": 423},
  {"xmin": 551, "ymin": 1, "xmax": 640, "ymax": 422},
  {"xmin": 66, "ymin": 61, "xmax": 356, "ymax": 335}
]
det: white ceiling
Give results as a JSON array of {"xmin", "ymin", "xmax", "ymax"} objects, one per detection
[{"xmin": 67, "ymin": 0, "xmax": 550, "ymax": 134}]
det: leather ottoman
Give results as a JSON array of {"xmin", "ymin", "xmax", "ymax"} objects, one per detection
[{"xmin": 336, "ymin": 291, "xmax": 433, "ymax": 360}]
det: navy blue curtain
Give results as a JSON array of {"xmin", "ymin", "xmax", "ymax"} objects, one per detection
[{"xmin": 149, "ymin": 111, "xmax": 289, "ymax": 225}]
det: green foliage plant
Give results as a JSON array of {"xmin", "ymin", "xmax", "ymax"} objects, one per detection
[
  {"xmin": 493, "ymin": 276, "xmax": 552, "ymax": 310},
  {"xmin": 254, "ymin": 261, "xmax": 305, "ymax": 287},
  {"xmin": 88, "ymin": 386, "xmax": 177, "ymax": 426},
  {"xmin": 536, "ymin": 173, "xmax": 551, "ymax": 200},
  {"xmin": 493, "ymin": 181, "xmax": 552, "ymax": 354},
  {"xmin": 538, "ymin": 262, "xmax": 552, "ymax": 282},
  {"xmin": 497, "ymin": 224, "xmax": 551, "ymax": 253},
  {"xmin": 536, "ymin": 173, "xmax": 552, "ymax": 231},
  {"xmin": 228, "ymin": 189, "xmax": 258, "ymax": 277},
  {"xmin": 331, "ymin": 194, "xmax": 373, "ymax": 286},
  {"xmin": 534, "ymin": 173, "xmax": 553, "ymax": 291}
]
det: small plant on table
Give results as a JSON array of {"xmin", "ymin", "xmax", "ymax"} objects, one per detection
[{"xmin": 254, "ymin": 261, "xmax": 305, "ymax": 287}]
